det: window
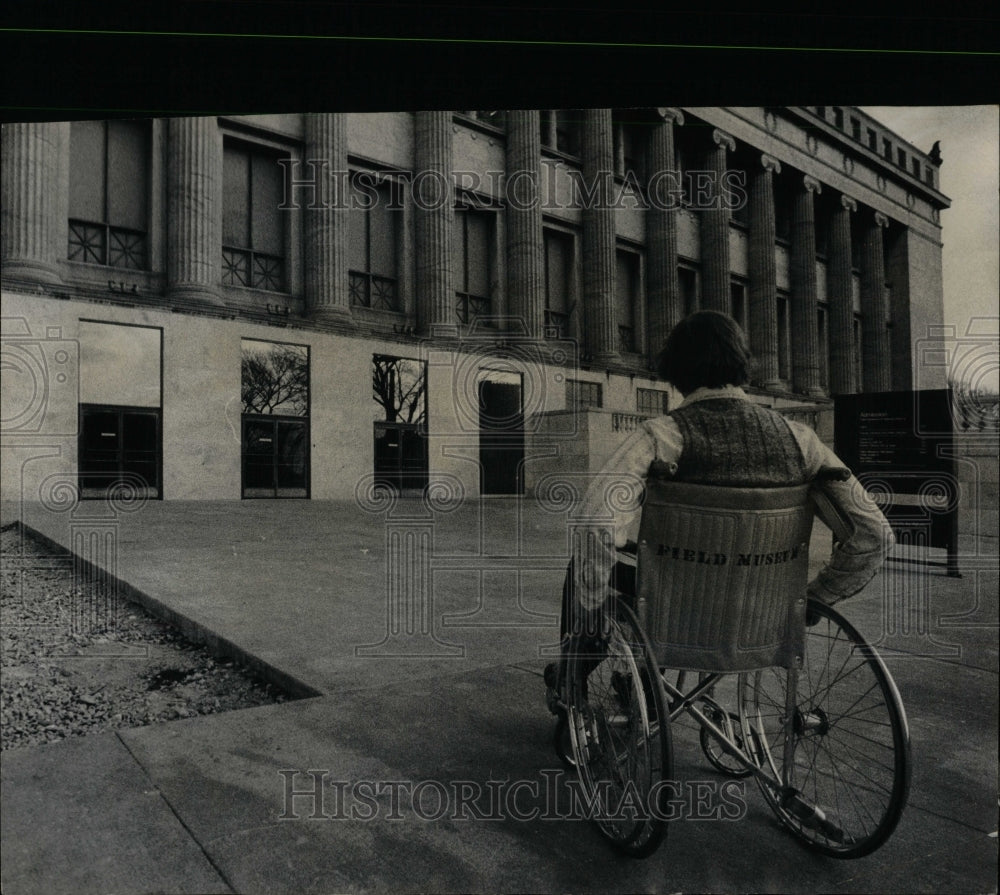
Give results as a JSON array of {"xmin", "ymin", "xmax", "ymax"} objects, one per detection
[
  {"xmin": 896, "ymin": 147, "xmax": 907, "ymax": 169},
  {"xmin": 349, "ymin": 174, "xmax": 400, "ymax": 311},
  {"xmin": 832, "ymin": 107, "xmax": 844, "ymax": 129},
  {"xmin": 883, "ymin": 138, "xmax": 893, "ymax": 161},
  {"xmin": 674, "ymin": 139, "xmax": 694, "ymax": 206},
  {"xmin": 815, "ymin": 106, "xmax": 826, "ymax": 120},
  {"xmin": 79, "ymin": 406, "xmax": 161, "ymax": 499},
  {"xmin": 567, "ymin": 379, "xmax": 602, "ymax": 410},
  {"xmin": 78, "ymin": 321, "xmax": 161, "ymax": 499},
  {"xmin": 774, "ymin": 174, "xmax": 794, "ymax": 243},
  {"xmin": 730, "ymin": 281, "xmax": 747, "ymax": 331},
  {"xmin": 68, "ymin": 119, "xmax": 150, "ymax": 269},
  {"xmin": 850, "ymin": 117, "xmax": 861, "ymax": 140},
  {"xmin": 540, "ymin": 110, "xmax": 581, "ymax": 156},
  {"xmin": 637, "ymin": 387, "xmax": 669, "ymax": 416},
  {"xmin": 817, "ymin": 304, "xmax": 829, "ymax": 390},
  {"xmin": 222, "ymin": 140, "xmax": 289, "ymax": 292},
  {"xmin": 925, "ymin": 166, "xmax": 935, "ymax": 188},
  {"xmin": 679, "ymin": 265, "xmax": 698, "ymax": 316},
  {"xmin": 241, "ymin": 340, "xmax": 309, "ymax": 498},
  {"xmin": 911, "ymin": 157, "xmax": 921, "ymax": 177},
  {"xmin": 460, "ymin": 110, "xmax": 505, "ymax": 129},
  {"xmin": 777, "ymin": 292, "xmax": 790, "ymax": 381},
  {"xmin": 372, "ymin": 355, "xmax": 428, "ymax": 494},
  {"xmin": 453, "ymin": 206, "xmax": 494, "ymax": 326},
  {"xmin": 852, "ymin": 315, "xmax": 863, "ymax": 392},
  {"xmin": 729, "ymin": 149, "xmax": 750, "ymax": 226},
  {"xmin": 544, "ymin": 228, "xmax": 573, "ymax": 339},
  {"xmin": 815, "ymin": 200, "xmax": 830, "ymax": 257},
  {"xmin": 613, "ymin": 115, "xmax": 645, "ymax": 180},
  {"xmin": 867, "ymin": 127, "xmax": 877, "ymax": 151},
  {"xmin": 615, "ymin": 248, "xmax": 640, "ymax": 353}
]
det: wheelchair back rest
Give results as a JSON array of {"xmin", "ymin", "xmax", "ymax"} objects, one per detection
[{"xmin": 636, "ymin": 480, "xmax": 814, "ymax": 673}]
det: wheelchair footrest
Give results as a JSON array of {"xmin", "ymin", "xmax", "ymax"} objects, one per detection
[{"xmin": 780, "ymin": 789, "xmax": 847, "ymax": 843}]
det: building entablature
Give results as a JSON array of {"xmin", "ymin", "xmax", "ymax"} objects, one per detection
[{"xmin": 682, "ymin": 106, "xmax": 949, "ymax": 240}]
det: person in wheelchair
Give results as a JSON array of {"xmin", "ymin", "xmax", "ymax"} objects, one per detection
[{"xmin": 545, "ymin": 309, "xmax": 895, "ymax": 704}]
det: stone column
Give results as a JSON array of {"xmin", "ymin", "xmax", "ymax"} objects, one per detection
[
  {"xmin": 700, "ymin": 128, "xmax": 735, "ymax": 312},
  {"xmin": 828, "ymin": 194, "xmax": 857, "ymax": 395},
  {"xmin": 505, "ymin": 110, "xmax": 544, "ymax": 339},
  {"xmin": 1, "ymin": 122, "xmax": 62, "ymax": 284},
  {"xmin": 861, "ymin": 211, "xmax": 892, "ymax": 393},
  {"xmin": 303, "ymin": 113, "xmax": 352, "ymax": 324},
  {"xmin": 167, "ymin": 117, "xmax": 223, "ymax": 305},
  {"xmin": 414, "ymin": 111, "xmax": 455, "ymax": 336},
  {"xmin": 748, "ymin": 153, "xmax": 782, "ymax": 388},
  {"xmin": 581, "ymin": 108, "xmax": 618, "ymax": 362},
  {"xmin": 646, "ymin": 108, "xmax": 684, "ymax": 365},
  {"xmin": 790, "ymin": 175, "xmax": 825, "ymax": 396}
]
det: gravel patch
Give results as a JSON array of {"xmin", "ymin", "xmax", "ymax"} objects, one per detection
[{"xmin": 1, "ymin": 524, "xmax": 291, "ymax": 751}]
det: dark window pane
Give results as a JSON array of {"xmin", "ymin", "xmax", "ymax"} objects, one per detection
[
  {"xmin": 452, "ymin": 212, "xmax": 466, "ymax": 288},
  {"xmin": 252, "ymin": 152, "xmax": 285, "ymax": 256},
  {"xmin": 122, "ymin": 412, "xmax": 157, "ymax": 451},
  {"xmin": 545, "ymin": 231, "xmax": 570, "ymax": 314},
  {"xmin": 369, "ymin": 190, "xmax": 396, "ymax": 277},
  {"xmin": 244, "ymin": 420, "xmax": 275, "ymax": 454},
  {"xmin": 81, "ymin": 411, "xmax": 119, "ymax": 450},
  {"xmin": 348, "ymin": 184, "xmax": 368, "ymax": 273},
  {"xmin": 467, "ymin": 213, "xmax": 490, "ymax": 297},
  {"xmin": 615, "ymin": 251, "xmax": 636, "ymax": 330},
  {"xmin": 223, "ymin": 145, "xmax": 250, "ymax": 247},
  {"xmin": 107, "ymin": 120, "xmax": 149, "ymax": 232},
  {"xmin": 69, "ymin": 120, "xmax": 106, "ymax": 222}
]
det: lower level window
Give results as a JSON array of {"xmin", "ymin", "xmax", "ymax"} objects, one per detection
[
  {"xmin": 241, "ymin": 416, "xmax": 309, "ymax": 498},
  {"xmin": 78, "ymin": 404, "xmax": 161, "ymax": 499}
]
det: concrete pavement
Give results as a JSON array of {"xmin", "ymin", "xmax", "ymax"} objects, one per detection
[{"xmin": 1, "ymin": 496, "xmax": 997, "ymax": 894}]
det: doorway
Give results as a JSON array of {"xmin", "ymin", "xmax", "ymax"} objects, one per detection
[
  {"xmin": 78, "ymin": 404, "xmax": 161, "ymax": 498},
  {"xmin": 478, "ymin": 376, "xmax": 524, "ymax": 496}
]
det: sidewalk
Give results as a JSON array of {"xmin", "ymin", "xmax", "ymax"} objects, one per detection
[{"xmin": 1, "ymin": 497, "xmax": 997, "ymax": 894}]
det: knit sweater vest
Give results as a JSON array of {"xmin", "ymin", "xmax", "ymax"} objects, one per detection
[{"xmin": 669, "ymin": 399, "xmax": 809, "ymax": 486}]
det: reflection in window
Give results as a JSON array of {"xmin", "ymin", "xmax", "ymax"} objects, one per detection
[
  {"xmin": 241, "ymin": 340, "xmax": 308, "ymax": 416},
  {"xmin": 372, "ymin": 355, "xmax": 428, "ymax": 494},
  {"xmin": 241, "ymin": 340, "xmax": 309, "ymax": 498},
  {"xmin": 372, "ymin": 355, "xmax": 426, "ymax": 426}
]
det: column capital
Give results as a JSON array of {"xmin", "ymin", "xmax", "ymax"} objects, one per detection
[
  {"xmin": 760, "ymin": 153, "xmax": 782, "ymax": 175},
  {"xmin": 874, "ymin": 211, "xmax": 890, "ymax": 229},
  {"xmin": 802, "ymin": 174, "xmax": 822, "ymax": 194},
  {"xmin": 840, "ymin": 194, "xmax": 857, "ymax": 213},
  {"xmin": 655, "ymin": 107, "xmax": 684, "ymax": 125},
  {"xmin": 711, "ymin": 128, "xmax": 735, "ymax": 152}
]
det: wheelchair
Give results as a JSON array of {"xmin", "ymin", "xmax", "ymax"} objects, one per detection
[{"xmin": 548, "ymin": 479, "xmax": 911, "ymax": 860}]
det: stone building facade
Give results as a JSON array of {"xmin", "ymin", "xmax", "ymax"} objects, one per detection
[{"xmin": 1, "ymin": 107, "xmax": 950, "ymax": 502}]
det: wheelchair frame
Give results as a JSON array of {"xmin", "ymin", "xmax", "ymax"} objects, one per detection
[{"xmin": 550, "ymin": 483, "xmax": 912, "ymax": 861}]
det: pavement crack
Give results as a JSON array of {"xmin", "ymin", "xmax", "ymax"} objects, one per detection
[{"xmin": 115, "ymin": 731, "xmax": 237, "ymax": 894}]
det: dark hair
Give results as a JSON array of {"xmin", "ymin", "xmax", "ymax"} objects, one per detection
[{"xmin": 657, "ymin": 311, "xmax": 752, "ymax": 394}]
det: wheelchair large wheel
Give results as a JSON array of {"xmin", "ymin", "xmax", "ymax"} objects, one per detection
[
  {"xmin": 564, "ymin": 601, "xmax": 673, "ymax": 858},
  {"xmin": 740, "ymin": 600, "xmax": 911, "ymax": 858}
]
